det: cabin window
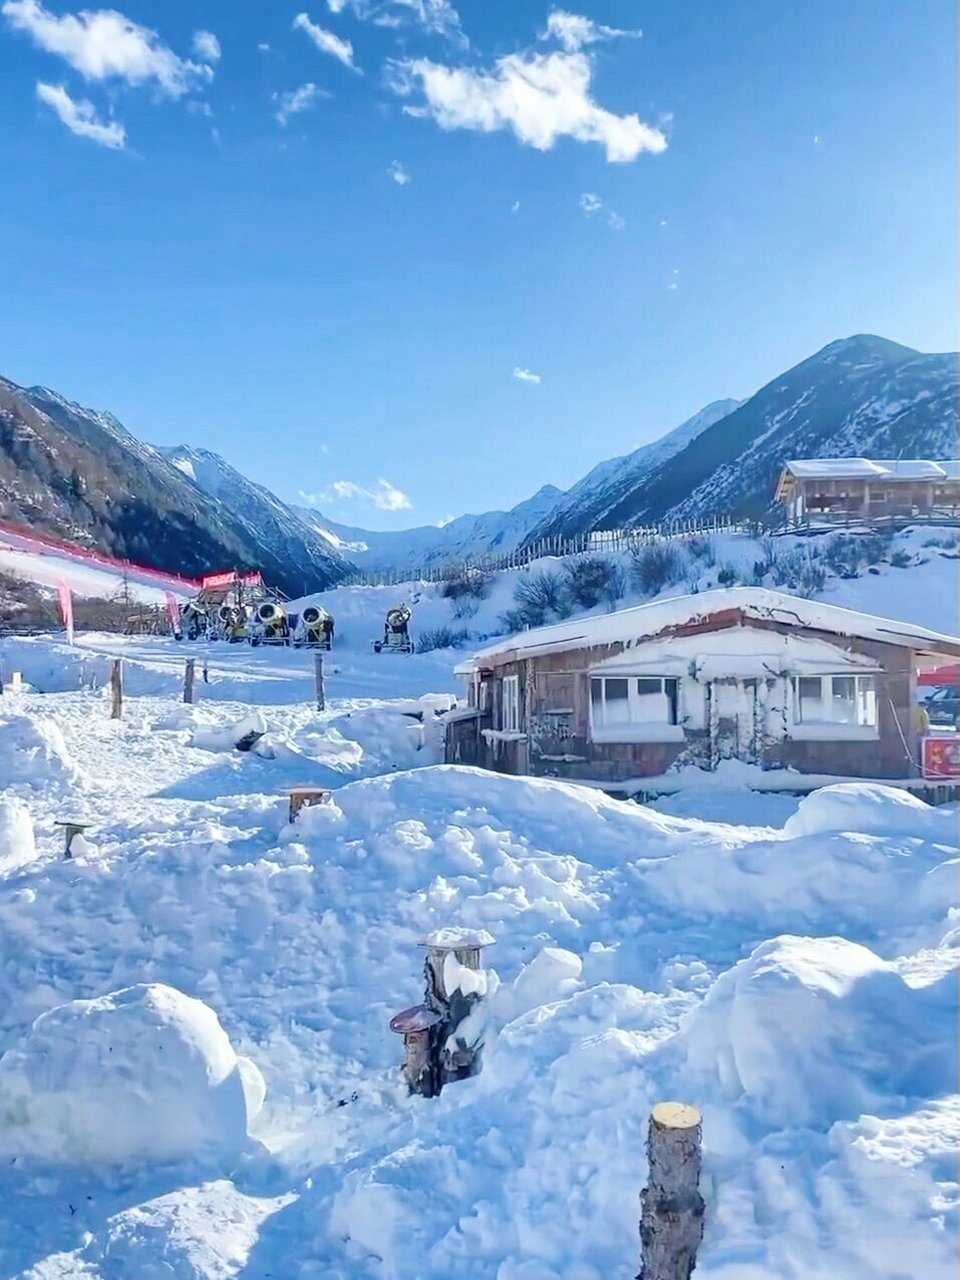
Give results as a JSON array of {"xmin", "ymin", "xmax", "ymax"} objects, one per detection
[
  {"xmin": 794, "ymin": 674, "xmax": 877, "ymax": 727},
  {"xmin": 590, "ymin": 676, "xmax": 679, "ymax": 730},
  {"xmin": 502, "ymin": 674, "xmax": 520, "ymax": 733},
  {"xmin": 478, "ymin": 680, "xmax": 489, "ymax": 713}
]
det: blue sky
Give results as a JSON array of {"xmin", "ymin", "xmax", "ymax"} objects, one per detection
[{"xmin": 0, "ymin": 0, "xmax": 955, "ymax": 530}]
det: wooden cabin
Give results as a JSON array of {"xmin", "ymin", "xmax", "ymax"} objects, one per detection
[
  {"xmin": 444, "ymin": 588, "xmax": 960, "ymax": 787},
  {"xmin": 774, "ymin": 458, "xmax": 960, "ymax": 525}
]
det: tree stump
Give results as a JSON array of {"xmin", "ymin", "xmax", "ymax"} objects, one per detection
[{"xmin": 639, "ymin": 1102, "xmax": 704, "ymax": 1280}]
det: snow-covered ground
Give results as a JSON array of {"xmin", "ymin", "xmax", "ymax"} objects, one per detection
[{"xmin": 0, "ymin": 532, "xmax": 957, "ymax": 1278}]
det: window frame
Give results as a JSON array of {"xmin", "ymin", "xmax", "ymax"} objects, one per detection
[
  {"xmin": 790, "ymin": 672, "xmax": 879, "ymax": 739},
  {"xmin": 589, "ymin": 674, "xmax": 682, "ymax": 743},
  {"xmin": 501, "ymin": 673, "xmax": 520, "ymax": 733}
]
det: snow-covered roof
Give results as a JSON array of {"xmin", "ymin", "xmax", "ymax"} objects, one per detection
[
  {"xmin": 782, "ymin": 458, "xmax": 957, "ymax": 482},
  {"xmin": 465, "ymin": 587, "xmax": 960, "ymax": 669}
]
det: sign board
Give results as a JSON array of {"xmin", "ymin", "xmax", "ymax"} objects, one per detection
[
  {"xmin": 199, "ymin": 570, "xmax": 262, "ymax": 590},
  {"xmin": 922, "ymin": 735, "xmax": 960, "ymax": 780}
]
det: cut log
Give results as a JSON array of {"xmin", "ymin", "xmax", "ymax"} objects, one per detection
[{"xmin": 639, "ymin": 1101, "xmax": 704, "ymax": 1280}]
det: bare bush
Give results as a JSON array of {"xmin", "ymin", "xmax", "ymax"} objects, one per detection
[
  {"xmin": 562, "ymin": 556, "xmax": 620, "ymax": 610},
  {"xmin": 515, "ymin": 569, "xmax": 566, "ymax": 621},
  {"xmin": 767, "ymin": 546, "xmax": 826, "ymax": 598},
  {"xmin": 629, "ymin": 542, "xmax": 686, "ymax": 596},
  {"xmin": 440, "ymin": 564, "xmax": 494, "ymax": 601},
  {"xmin": 716, "ymin": 563, "xmax": 738, "ymax": 587},
  {"xmin": 417, "ymin": 625, "xmax": 471, "ymax": 653},
  {"xmin": 498, "ymin": 607, "xmax": 532, "ymax": 635},
  {"xmin": 686, "ymin": 534, "xmax": 716, "ymax": 567}
]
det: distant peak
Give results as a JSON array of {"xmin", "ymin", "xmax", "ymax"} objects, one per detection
[{"xmin": 814, "ymin": 334, "xmax": 920, "ymax": 363}]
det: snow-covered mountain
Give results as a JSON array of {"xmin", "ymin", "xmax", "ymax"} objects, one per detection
[
  {"xmin": 0, "ymin": 377, "xmax": 353, "ymax": 596},
  {"xmin": 524, "ymin": 399, "xmax": 742, "ymax": 545},
  {"xmin": 159, "ymin": 445, "xmax": 358, "ymax": 595},
  {"xmin": 296, "ymin": 484, "xmax": 565, "ymax": 572},
  {"xmin": 526, "ymin": 335, "xmax": 959, "ymax": 540}
]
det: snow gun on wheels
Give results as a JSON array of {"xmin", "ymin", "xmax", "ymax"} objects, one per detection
[
  {"xmin": 373, "ymin": 604, "xmax": 414, "ymax": 654},
  {"xmin": 294, "ymin": 605, "xmax": 334, "ymax": 650},
  {"xmin": 177, "ymin": 601, "xmax": 208, "ymax": 642},
  {"xmin": 217, "ymin": 604, "xmax": 249, "ymax": 644},
  {"xmin": 250, "ymin": 601, "xmax": 290, "ymax": 647}
]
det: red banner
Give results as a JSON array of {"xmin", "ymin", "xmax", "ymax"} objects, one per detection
[
  {"xmin": 199, "ymin": 570, "xmax": 262, "ymax": 591},
  {"xmin": 922, "ymin": 735, "xmax": 960, "ymax": 780},
  {"xmin": 164, "ymin": 591, "xmax": 181, "ymax": 634},
  {"xmin": 56, "ymin": 580, "xmax": 74, "ymax": 645}
]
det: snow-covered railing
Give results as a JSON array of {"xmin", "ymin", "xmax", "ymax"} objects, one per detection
[{"xmin": 343, "ymin": 515, "xmax": 768, "ymax": 587}]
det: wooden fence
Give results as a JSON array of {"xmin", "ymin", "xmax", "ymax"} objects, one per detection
[{"xmin": 342, "ymin": 515, "xmax": 769, "ymax": 587}]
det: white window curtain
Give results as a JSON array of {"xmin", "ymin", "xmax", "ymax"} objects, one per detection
[
  {"xmin": 502, "ymin": 675, "xmax": 520, "ymax": 732},
  {"xmin": 793, "ymin": 674, "xmax": 878, "ymax": 726},
  {"xmin": 590, "ymin": 676, "xmax": 679, "ymax": 731}
]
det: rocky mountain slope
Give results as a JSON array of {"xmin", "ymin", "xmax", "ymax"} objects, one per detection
[
  {"xmin": 0, "ymin": 379, "xmax": 352, "ymax": 595},
  {"xmin": 524, "ymin": 399, "xmax": 742, "ymax": 544},
  {"xmin": 526, "ymin": 335, "xmax": 959, "ymax": 541}
]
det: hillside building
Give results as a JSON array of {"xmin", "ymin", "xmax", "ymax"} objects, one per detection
[{"xmin": 774, "ymin": 458, "xmax": 960, "ymax": 525}]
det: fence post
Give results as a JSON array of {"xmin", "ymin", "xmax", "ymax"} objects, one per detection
[
  {"xmin": 639, "ymin": 1102, "xmax": 704, "ymax": 1280},
  {"xmin": 314, "ymin": 652, "xmax": 325, "ymax": 711},
  {"xmin": 183, "ymin": 658, "xmax": 196, "ymax": 704},
  {"xmin": 110, "ymin": 659, "xmax": 123, "ymax": 720}
]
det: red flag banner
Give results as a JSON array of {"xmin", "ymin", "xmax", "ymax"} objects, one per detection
[
  {"xmin": 56, "ymin": 580, "xmax": 74, "ymax": 645},
  {"xmin": 164, "ymin": 591, "xmax": 181, "ymax": 634},
  {"xmin": 200, "ymin": 571, "xmax": 238, "ymax": 590}
]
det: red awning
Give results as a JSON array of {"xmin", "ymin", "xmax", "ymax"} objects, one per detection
[{"xmin": 918, "ymin": 664, "xmax": 960, "ymax": 687}]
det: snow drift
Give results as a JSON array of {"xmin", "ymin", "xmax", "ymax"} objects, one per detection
[{"xmin": 0, "ymin": 983, "xmax": 264, "ymax": 1168}]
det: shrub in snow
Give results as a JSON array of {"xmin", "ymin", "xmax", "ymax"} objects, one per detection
[
  {"xmin": 889, "ymin": 549, "xmax": 912, "ymax": 568},
  {"xmin": 629, "ymin": 542, "xmax": 686, "ymax": 596},
  {"xmin": 716, "ymin": 562, "xmax": 738, "ymax": 587},
  {"xmin": 498, "ymin": 606, "xmax": 533, "ymax": 635},
  {"xmin": 417, "ymin": 626, "xmax": 471, "ymax": 654},
  {"xmin": 513, "ymin": 569, "xmax": 568, "ymax": 626},
  {"xmin": 783, "ymin": 782, "xmax": 952, "ymax": 841},
  {"xmin": 0, "ymin": 983, "xmax": 264, "ymax": 1167},
  {"xmin": 677, "ymin": 935, "xmax": 956, "ymax": 1128},
  {"xmin": 767, "ymin": 546, "xmax": 826, "ymax": 598},
  {"xmin": 686, "ymin": 533, "xmax": 716, "ymax": 566},
  {"xmin": 562, "ymin": 556, "xmax": 621, "ymax": 610},
  {"xmin": 0, "ymin": 714, "xmax": 81, "ymax": 786},
  {"xmin": 0, "ymin": 795, "xmax": 36, "ymax": 872},
  {"xmin": 439, "ymin": 565, "xmax": 493, "ymax": 601}
]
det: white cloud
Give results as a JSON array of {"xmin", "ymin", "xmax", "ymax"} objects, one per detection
[
  {"xmin": 387, "ymin": 158, "xmax": 410, "ymax": 184},
  {"xmin": 510, "ymin": 199, "xmax": 520, "ymax": 212},
  {"xmin": 273, "ymin": 82, "xmax": 328, "ymax": 125},
  {"xmin": 579, "ymin": 190, "xmax": 624, "ymax": 229},
  {"xmin": 3, "ymin": 0, "xmax": 209, "ymax": 96},
  {"xmin": 513, "ymin": 367, "xmax": 541, "ymax": 384},
  {"xmin": 316, "ymin": 478, "xmax": 412, "ymax": 511},
  {"xmin": 293, "ymin": 12, "xmax": 360, "ymax": 73},
  {"xmin": 392, "ymin": 50, "xmax": 667, "ymax": 163},
  {"xmin": 36, "ymin": 79, "xmax": 124, "ymax": 146},
  {"xmin": 191, "ymin": 30, "xmax": 220, "ymax": 62},
  {"xmin": 542, "ymin": 9, "xmax": 641, "ymax": 52},
  {"xmin": 325, "ymin": 0, "xmax": 464, "ymax": 44},
  {"xmin": 258, "ymin": 42, "xmax": 270, "ymax": 51}
]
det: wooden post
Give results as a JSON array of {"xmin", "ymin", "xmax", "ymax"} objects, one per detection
[
  {"xmin": 314, "ymin": 652, "xmax": 325, "ymax": 711},
  {"xmin": 183, "ymin": 658, "xmax": 196, "ymax": 704},
  {"xmin": 202, "ymin": 658, "xmax": 209, "ymax": 684},
  {"xmin": 110, "ymin": 659, "xmax": 123, "ymax": 720},
  {"xmin": 640, "ymin": 1102, "xmax": 704, "ymax": 1280}
]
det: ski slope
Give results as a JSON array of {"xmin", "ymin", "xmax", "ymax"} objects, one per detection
[{"xmin": 0, "ymin": 522, "xmax": 197, "ymax": 605}]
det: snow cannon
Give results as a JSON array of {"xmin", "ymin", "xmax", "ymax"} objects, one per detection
[
  {"xmin": 295, "ymin": 605, "xmax": 334, "ymax": 650},
  {"xmin": 251, "ymin": 601, "xmax": 290, "ymax": 647},
  {"xmin": 218, "ymin": 604, "xmax": 248, "ymax": 644},
  {"xmin": 373, "ymin": 603, "xmax": 414, "ymax": 654},
  {"xmin": 178, "ymin": 601, "xmax": 208, "ymax": 642}
]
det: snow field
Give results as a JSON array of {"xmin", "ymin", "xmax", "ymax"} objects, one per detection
[{"xmin": 0, "ymin": 610, "xmax": 956, "ymax": 1277}]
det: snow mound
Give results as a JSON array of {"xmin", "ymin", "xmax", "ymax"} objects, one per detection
[
  {"xmin": 0, "ymin": 983, "xmax": 265, "ymax": 1167},
  {"xmin": 0, "ymin": 713, "xmax": 81, "ymax": 786},
  {"xmin": 0, "ymin": 795, "xmax": 36, "ymax": 872},
  {"xmin": 783, "ymin": 782, "xmax": 951, "ymax": 840},
  {"xmin": 190, "ymin": 711, "xmax": 268, "ymax": 752},
  {"xmin": 677, "ymin": 936, "xmax": 957, "ymax": 1127}
]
